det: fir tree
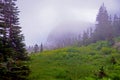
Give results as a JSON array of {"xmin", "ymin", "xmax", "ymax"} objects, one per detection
[
  {"xmin": 40, "ymin": 43, "xmax": 43, "ymax": 52},
  {"xmin": 82, "ymin": 30, "xmax": 89, "ymax": 45},
  {"xmin": 113, "ymin": 14, "xmax": 120, "ymax": 37},
  {"xmin": 93, "ymin": 3, "xmax": 112, "ymax": 42},
  {"xmin": 0, "ymin": 0, "xmax": 30, "ymax": 80},
  {"xmin": 34, "ymin": 44, "xmax": 39, "ymax": 53},
  {"xmin": 3, "ymin": 0, "xmax": 27, "ymax": 60}
]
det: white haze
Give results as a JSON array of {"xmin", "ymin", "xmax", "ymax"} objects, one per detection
[{"xmin": 17, "ymin": 0, "xmax": 120, "ymax": 46}]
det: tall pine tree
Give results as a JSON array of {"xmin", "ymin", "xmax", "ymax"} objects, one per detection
[
  {"xmin": 93, "ymin": 3, "xmax": 113, "ymax": 42},
  {"xmin": 0, "ymin": 0, "xmax": 30, "ymax": 80},
  {"xmin": 3, "ymin": 0, "xmax": 27, "ymax": 60}
]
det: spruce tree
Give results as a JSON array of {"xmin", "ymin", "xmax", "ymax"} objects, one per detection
[
  {"xmin": 82, "ymin": 30, "xmax": 89, "ymax": 45},
  {"xmin": 3, "ymin": 0, "xmax": 28, "ymax": 60},
  {"xmin": 0, "ymin": 0, "xmax": 4, "ymax": 62},
  {"xmin": 34, "ymin": 44, "xmax": 39, "ymax": 53},
  {"xmin": 40, "ymin": 43, "xmax": 43, "ymax": 52},
  {"xmin": 0, "ymin": 0, "xmax": 30, "ymax": 80},
  {"xmin": 113, "ymin": 14, "xmax": 120, "ymax": 37},
  {"xmin": 0, "ymin": 0, "xmax": 10, "ymax": 61},
  {"xmin": 93, "ymin": 3, "xmax": 112, "ymax": 42}
]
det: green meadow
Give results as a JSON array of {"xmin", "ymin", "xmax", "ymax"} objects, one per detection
[{"xmin": 28, "ymin": 41, "xmax": 120, "ymax": 80}]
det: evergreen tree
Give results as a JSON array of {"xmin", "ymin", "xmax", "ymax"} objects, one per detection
[
  {"xmin": 40, "ymin": 43, "xmax": 43, "ymax": 52},
  {"xmin": 77, "ymin": 34, "xmax": 82, "ymax": 46},
  {"xmin": 113, "ymin": 14, "xmax": 120, "ymax": 37},
  {"xmin": 0, "ymin": 0, "xmax": 4, "ymax": 62},
  {"xmin": 93, "ymin": 3, "xmax": 112, "ymax": 42},
  {"xmin": 0, "ymin": 0, "xmax": 10, "ymax": 61},
  {"xmin": 3, "ymin": 0, "xmax": 27, "ymax": 60},
  {"xmin": 34, "ymin": 44, "xmax": 39, "ymax": 53},
  {"xmin": 0, "ymin": 0, "xmax": 30, "ymax": 80},
  {"xmin": 82, "ymin": 30, "xmax": 89, "ymax": 45}
]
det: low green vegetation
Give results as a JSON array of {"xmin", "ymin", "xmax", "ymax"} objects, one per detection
[{"xmin": 29, "ymin": 41, "xmax": 120, "ymax": 80}]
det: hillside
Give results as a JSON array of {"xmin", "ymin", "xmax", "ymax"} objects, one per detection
[{"xmin": 28, "ymin": 41, "xmax": 120, "ymax": 80}]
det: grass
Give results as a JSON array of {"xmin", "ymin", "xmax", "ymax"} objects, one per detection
[{"xmin": 28, "ymin": 41, "xmax": 120, "ymax": 80}]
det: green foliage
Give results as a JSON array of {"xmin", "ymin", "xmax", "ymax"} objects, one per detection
[
  {"xmin": 28, "ymin": 41, "xmax": 120, "ymax": 80},
  {"xmin": 0, "ymin": 62, "xmax": 30, "ymax": 80},
  {"xmin": 89, "ymin": 41, "xmax": 110, "ymax": 50},
  {"xmin": 0, "ymin": 57, "xmax": 30, "ymax": 80}
]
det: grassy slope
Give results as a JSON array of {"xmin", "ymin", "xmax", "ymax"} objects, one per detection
[{"xmin": 29, "ymin": 41, "xmax": 120, "ymax": 80}]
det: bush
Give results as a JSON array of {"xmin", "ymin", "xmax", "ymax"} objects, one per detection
[{"xmin": 101, "ymin": 47, "xmax": 112, "ymax": 55}]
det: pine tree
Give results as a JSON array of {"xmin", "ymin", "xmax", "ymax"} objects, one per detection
[
  {"xmin": 3, "ymin": 0, "xmax": 28, "ymax": 60},
  {"xmin": 82, "ymin": 30, "xmax": 89, "ymax": 45},
  {"xmin": 40, "ymin": 43, "xmax": 43, "ymax": 52},
  {"xmin": 93, "ymin": 3, "xmax": 112, "ymax": 42},
  {"xmin": 0, "ymin": 0, "xmax": 30, "ymax": 80},
  {"xmin": 34, "ymin": 44, "xmax": 39, "ymax": 53},
  {"xmin": 113, "ymin": 14, "xmax": 120, "ymax": 37},
  {"xmin": 0, "ymin": 0, "xmax": 4, "ymax": 62},
  {"xmin": 0, "ymin": 0, "xmax": 10, "ymax": 61}
]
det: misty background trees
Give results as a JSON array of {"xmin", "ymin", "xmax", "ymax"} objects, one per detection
[
  {"xmin": 92, "ymin": 4, "xmax": 120, "ymax": 44},
  {"xmin": 27, "ymin": 3, "xmax": 120, "ymax": 52},
  {"xmin": 40, "ymin": 3, "xmax": 120, "ymax": 50}
]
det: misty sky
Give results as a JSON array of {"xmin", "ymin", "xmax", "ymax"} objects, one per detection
[{"xmin": 17, "ymin": 0, "xmax": 120, "ymax": 46}]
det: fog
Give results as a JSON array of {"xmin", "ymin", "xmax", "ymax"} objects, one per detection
[{"xmin": 17, "ymin": 0, "xmax": 120, "ymax": 46}]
